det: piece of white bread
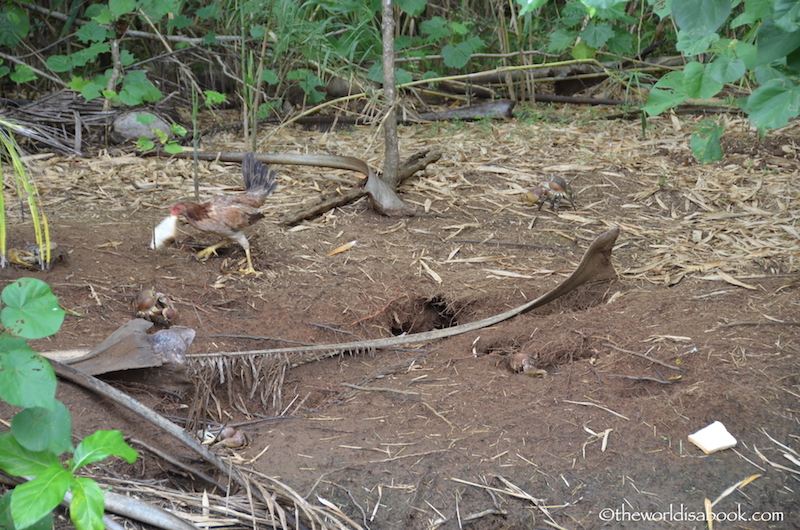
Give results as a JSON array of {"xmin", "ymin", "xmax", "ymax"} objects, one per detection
[
  {"xmin": 688, "ymin": 421, "xmax": 737, "ymax": 454},
  {"xmin": 151, "ymin": 215, "xmax": 178, "ymax": 249}
]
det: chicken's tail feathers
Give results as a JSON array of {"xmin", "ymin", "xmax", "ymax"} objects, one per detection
[{"xmin": 242, "ymin": 152, "xmax": 278, "ymax": 197}]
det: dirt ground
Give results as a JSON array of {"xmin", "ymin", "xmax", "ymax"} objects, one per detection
[{"xmin": 1, "ymin": 106, "xmax": 799, "ymax": 530}]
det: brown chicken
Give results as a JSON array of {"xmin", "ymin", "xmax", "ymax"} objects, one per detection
[{"xmin": 171, "ymin": 153, "xmax": 277, "ymax": 274}]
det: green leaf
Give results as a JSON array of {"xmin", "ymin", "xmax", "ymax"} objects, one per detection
[
  {"xmin": 516, "ymin": 0, "xmax": 548, "ymax": 16},
  {"xmin": 774, "ymin": 0, "xmax": 800, "ymax": 33},
  {"xmin": 706, "ymin": 56, "xmax": 746, "ymax": 84},
  {"xmin": 449, "ymin": 21, "xmax": 469, "ymax": 36},
  {"xmin": 163, "ymin": 142, "xmax": 184, "ymax": 154},
  {"xmin": 71, "ymin": 43, "xmax": 111, "ymax": 67},
  {"xmin": 166, "ymin": 14, "xmax": 193, "ymax": 30},
  {"xmin": 581, "ymin": 0, "xmax": 628, "ymax": 10},
  {"xmin": 732, "ymin": 40, "xmax": 758, "ymax": 70},
  {"xmin": 118, "ymin": 71, "xmax": 163, "ymax": 105},
  {"xmin": 72, "ymin": 431, "xmax": 138, "ymax": 470},
  {"xmin": 75, "ymin": 21, "xmax": 109, "ymax": 44},
  {"xmin": 11, "ymin": 402, "xmax": 73, "ymax": 455},
  {"xmin": 203, "ymin": 90, "xmax": 227, "ymax": 106},
  {"xmin": 397, "ymin": 0, "xmax": 427, "ymax": 16},
  {"xmin": 607, "ymin": 27, "xmax": 635, "ymax": 55},
  {"xmin": 46, "ymin": 55, "xmax": 73, "ymax": 73},
  {"xmin": 89, "ymin": 7, "xmax": 113, "ymax": 24},
  {"xmin": 571, "ymin": 41, "xmax": 596, "ymax": 60},
  {"xmin": 643, "ymin": 71, "xmax": 689, "ymax": 115},
  {"xmin": 119, "ymin": 50, "xmax": 136, "ymax": 67},
  {"xmin": 170, "ymin": 124, "xmax": 187, "ymax": 136},
  {"xmin": 10, "ymin": 465, "xmax": 71, "ymax": 529},
  {"xmin": 0, "ymin": 349, "xmax": 56, "ymax": 409},
  {"xmin": 69, "ymin": 478, "xmax": 105, "ymax": 530},
  {"xmin": 547, "ymin": 28, "xmax": 579, "ymax": 53},
  {"xmin": 731, "ymin": 0, "xmax": 771, "ymax": 28},
  {"xmin": 442, "ymin": 42, "xmax": 473, "ymax": 68},
  {"xmin": 261, "ymin": 69, "xmax": 280, "ymax": 85},
  {"xmin": 746, "ymin": 78, "xmax": 800, "ymax": 129},
  {"xmin": 419, "ymin": 16, "xmax": 450, "ymax": 41},
  {"xmin": 10, "ymin": 64, "xmax": 36, "ymax": 84},
  {"xmin": 646, "ymin": 0, "xmax": 672, "ymax": 19},
  {"xmin": 1, "ymin": 278, "xmax": 65, "ymax": 339},
  {"xmin": 202, "ymin": 31, "xmax": 218, "ymax": 46},
  {"xmin": 136, "ymin": 138, "xmax": 155, "ymax": 151},
  {"xmin": 195, "ymin": 4, "xmax": 220, "ymax": 20},
  {"xmin": 676, "ymin": 29, "xmax": 719, "ymax": 56},
  {"xmin": 672, "ymin": 0, "xmax": 731, "ymax": 36},
  {"xmin": 0, "ymin": 65, "xmax": 9, "ymax": 79},
  {"xmin": 109, "ymin": 0, "xmax": 136, "ymax": 17},
  {"xmin": 756, "ymin": 19, "xmax": 800, "ymax": 66},
  {"xmin": 80, "ymin": 82, "xmax": 103, "ymax": 101},
  {"xmin": 690, "ymin": 119, "xmax": 724, "ymax": 163},
  {"xmin": 0, "ymin": 431, "xmax": 61, "ymax": 476},
  {"xmin": 582, "ymin": 22, "xmax": 614, "ymax": 48},
  {"xmin": 682, "ymin": 61, "xmax": 724, "ymax": 99},
  {"xmin": 0, "ymin": 490, "xmax": 53, "ymax": 530},
  {"xmin": 135, "ymin": 113, "xmax": 156, "ymax": 125},
  {"xmin": 0, "ymin": 5, "xmax": 30, "ymax": 47}
]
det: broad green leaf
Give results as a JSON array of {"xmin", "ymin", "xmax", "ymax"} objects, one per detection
[
  {"xmin": 75, "ymin": 21, "xmax": 108, "ymax": 43},
  {"xmin": 119, "ymin": 50, "xmax": 136, "ymax": 67},
  {"xmin": 582, "ymin": 22, "xmax": 614, "ymax": 48},
  {"xmin": 419, "ymin": 17, "xmax": 450, "ymax": 40},
  {"xmin": 66, "ymin": 75, "xmax": 91, "ymax": 91},
  {"xmin": 202, "ymin": 31, "xmax": 218, "ymax": 46},
  {"xmin": 547, "ymin": 28, "xmax": 579, "ymax": 53},
  {"xmin": 0, "ymin": 491, "xmax": 52, "ymax": 530},
  {"xmin": 682, "ymin": 61, "xmax": 725, "ymax": 99},
  {"xmin": 135, "ymin": 113, "xmax": 156, "ymax": 125},
  {"xmin": 646, "ymin": 0, "xmax": 672, "ymax": 20},
  {"xmin": 249, "ymin": 25, "xmax": 265, "ymax": 39},
  {"xmin": 11, "ymin": 401, "xmax": 72, "ymax": 455},
  {"xmin": 516, "ymin": 0, "xmax": 548, "ymax": 16},
  {"xmin": 118, "ymin": 71, "xmax": 163, "ymax": 105},
  {"xmin": 756, "ymin": 19, "xmax": 800, "ymax": 65},
  {"xmin": 747, "ymin": 78, "xmax": 800, "ymax": 129},
  {"xmin": 607, "ymin": 28, "xmax": 635, "ymax": 55},
  {"xmin": 571, "ymin": 41, "xmax": 596, "ymax": 60},
  {"xmin": 0, "ymin": 431, "xmax": 61, "ymax": 476},
  {"xmin": 1, "ymin": 278, "xmax": 65, "ymax": 339},
  {"xmin": 72, "ymin": 431, "xmax": 138, "ymax": 470},
  {"xmin": 261, "ymin": 69, "xmax": 280, "ymax": 85},
  {"xmin": 79, "ymin": 81, "xmax": 103, "ymax": 101},
  {"xmin": 690, "ymin": 119, "xmax": 724, "ymax": 163},
  {"xmin": 166, "ymin": 14, "xmax": 192, "ymax": 30},
  {"xmin": 203, "ymin": 90, "xmax": 227, "ymax": 106},
  {"xmin": 46, "ymin": 55, "xmax": 73, "ymax": 73},
  {"xmin": 706, "ymin": 57, "xmax": 746, "ymax": 84},
  {"xmin": 10, "ymin": 64, "xmax": 36, "ymax": 84},
  {"xmin": 774, "ymin": 0, "xmax": 800, "ymax": 33},
  {"xmin": 732, "ymin": 40, "xmax": 758, "ymax": 70},
  {"xmin": 673, "ymin": 0, "xmax": 731, "ymax": 36},
  {"xmin": 88, "ymin": 6, "xmax": 113, "ymax": 24},
  {"xmin": 69, "ymin": 478, "xmax": 105, "ymax": 530},
  {"xmin": 397, "ymin": 0, "xmax": 426, "ymax": 16},
  {"xmin": 195, "ymin": 4, "xmax": 219, "ymax": 20},
  {"xmin": 163, "ymin": 142, "xmax": 183, "ymax": 154},
  {"xmin": 731, "ymin": 0, "xmax": 771, "ymax": 28},
  {"xmin": 10, "ymin": 465, "xmax": 71, "ymax": 529},
  {"xmin": 676, "ymin": 29, "xmax": 719, "ymax": 56},
  {"xmin": 449, "ymin": 21, "xmax": 469, "ymax": 36},
  {"xmin": 109, "ymin": 0, "xmax": 136, "ymax": 17},
  {"xmin": 442, "ymin": 43, "xmax": 472, "ymax": 69},
  {"xmin": 71, "ymin": 43, "xmax": 111, "ymax": 68},
  {"xmin": 581, "ymin": 0, "xmax": 627, "ymax": 9},
  {"xmin": 643, "ymin": 71, "xmax": 689, "ymax": 115},
  {"xmin": 136, "ymin": 138, "xmax": 155, "ymax": 152},
  {"xmin": 0, "ymin": 5, "xmax": 30, "ymax": 47},
  {"xmin": 0, "ymin": 65, "xmax": 9, "ymax": 78},
  {"xmin": 0, "ymin": 348, "xmax": 56, "ymax": 409}
]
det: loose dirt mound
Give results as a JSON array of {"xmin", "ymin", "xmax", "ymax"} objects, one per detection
[{"xmin": 2, "ymin": 108, "xmax": 799, "ymax": 529}]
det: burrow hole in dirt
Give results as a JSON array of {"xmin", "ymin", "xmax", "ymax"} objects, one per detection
[{"xmin": 390, "ymin": 295, "xmax": 457, "ymax": 335}]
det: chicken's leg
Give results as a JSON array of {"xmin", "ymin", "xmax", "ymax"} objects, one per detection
[
  {"xmin": 231, "ymin": 233, "xmax": 258, "ymax": 275},
  {"xmin": 195, "ymin": 240, "xmax": 228, "ymax": 260}
]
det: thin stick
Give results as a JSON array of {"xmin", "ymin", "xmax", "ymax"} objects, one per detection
[
  {"xmin": 350, "ymin": 295, "xmax": 406, "ymax": 326},
  {"xmin": 340, "ymin": 383, "xmax": 419, "ymax": 395},
  {"xmin": 562, "ymin": 400, "xmax": 630, "ymax": 421},
  {"xmin": 603, "ymin": 343, "xmax": 684, "ymax": 371}
]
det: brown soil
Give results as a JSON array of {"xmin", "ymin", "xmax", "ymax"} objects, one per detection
[{"xmin": 1, "ymin": 107, "xmax": 799, "ymax": 530}]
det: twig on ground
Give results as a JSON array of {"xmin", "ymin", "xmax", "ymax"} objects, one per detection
[{"xmin": 603, "ymin": 343, "xmax": 684, "ymax": 371}]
